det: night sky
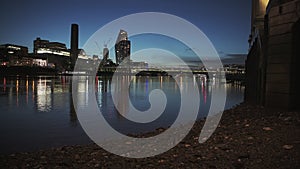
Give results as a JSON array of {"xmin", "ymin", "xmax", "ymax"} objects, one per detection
[{"xmin": 0, "ymin": 0, "xmax": 251, "ymax": 63}]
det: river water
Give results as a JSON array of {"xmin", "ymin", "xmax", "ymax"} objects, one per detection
[{"xmin": 0, "ymin": 75, "xmax": 244, "ymax": 154}]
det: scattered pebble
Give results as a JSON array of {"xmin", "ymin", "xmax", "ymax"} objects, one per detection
[
  {"xmin": 283, "ymin": 145, "xmax": 294, "ymax": 150},
  {"xmin": 0, "ymin": 103, "xmax": 298, "ymax": 168},
  {"xmin": 262, "ymin": 127, "xmax": 273, "ymax": 131}
]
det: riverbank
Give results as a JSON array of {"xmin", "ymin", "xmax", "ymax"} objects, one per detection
[
  {"xmin": 0, "ymin": 66, "xmax": 58, "ymax": 76},
  {"xmin": 0, "ymin": 103, "xmax": 299, "ymax": 168}
]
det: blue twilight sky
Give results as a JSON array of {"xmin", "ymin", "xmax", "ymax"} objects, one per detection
[{"xmin": 0, "ymin": 0, "xmax": 251, "ymax": 64}]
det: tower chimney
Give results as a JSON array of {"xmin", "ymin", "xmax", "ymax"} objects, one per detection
[{"xmin": 70, "ymin": 24, "xmax": 78, "ymax": 68}]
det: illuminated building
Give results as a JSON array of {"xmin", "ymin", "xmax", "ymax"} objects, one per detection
[
  {"xmin": 131, "ymin": 61, "xmax": 148, "ymax": 68},
  {"xmin": 0, "ymin": 44, "xmax": 28, "ymax": 57},
  {"xmin": 0, "ymin": 44, "xmax": 31, "ymax": 66},
  {"xmin": 115, "ymin": 30, "xmax": 131, "ymax": 65},
  {"xmin": 33, "ymin": 58, "xmax": 48, "ymax": 67},
  {"xmin": 34, "ymin": 37, "xmax": 70, "ymax": 57},
  {"xmin": 33, "ymin": 37, "xmax": 70, "ymax": 70},
  {"xmin": 78, "ymin": 49, "xmax": 89, "ymax": 60}
]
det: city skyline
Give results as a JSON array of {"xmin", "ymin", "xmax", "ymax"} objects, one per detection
[{"xmin": 0, "ymin": 0, "xmax": 251, "ymax": 63}]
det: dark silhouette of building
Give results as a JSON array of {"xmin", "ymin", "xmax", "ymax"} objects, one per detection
[
  {"xmin": 246, "ymin": 0, "xmax": 300, "ymax": 110},
  {"xmin": 115, "ymin": 30, "xmax": 130, "ymax": 65},
  {"xmin": 70, "ymin": 24, "xmax": 79, "ymax": 67}
]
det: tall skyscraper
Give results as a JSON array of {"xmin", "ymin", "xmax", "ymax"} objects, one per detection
[
  {"xmin": 115, "ymin": 30, "xmax": 130, "ymax": 65},
  {"xmin": 70, "ymin": 24, "xmax": 79, "ymax": 67},
  {"xmin": 103, "ymin": 45, "xmax": 109, "ymax": 63}
]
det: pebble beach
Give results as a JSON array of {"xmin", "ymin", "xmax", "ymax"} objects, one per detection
[{"xmin": 0, "ymin": 103, "xmax": 299, "ymax": 168}]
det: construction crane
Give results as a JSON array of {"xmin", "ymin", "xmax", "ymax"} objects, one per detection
[
  {"xmin": 103, "ymin": 38, "xmax": 112, "ymax": 48},
  {"xmin": 94, "ymin": 41, "xmax": 102, "ymax": 55}
]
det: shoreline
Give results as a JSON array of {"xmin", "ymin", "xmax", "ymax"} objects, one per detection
[
  {"xmin": 0, "ymin": 66, "xmax": 59, "ymax": 76},
  {"xmin": 0, "ymin": 103, "xmax": 299, "ymax": 168}
]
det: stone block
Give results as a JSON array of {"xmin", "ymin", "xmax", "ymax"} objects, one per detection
[
  {"xmin": 281, "ymin": 1, "xmax": 297, "ymax": 14},
  {"xmin": 265, "ymin": 92, "xmax": 291, "ymax": 109},
  {"xmin": 266, "ymin": 63, "xmax": 291, "ymax": 74},
  {"xmin": 266, "ymin": 82, "xmax": 291, "ymax": 93},
  {"xmin": 266, "ymin": 73, "xmax": 291, "ymax": 83},
  {"xmin": 267, "ymin": 43, "xmax": 292, "ymax": 55},
  {"xmin": 269, "ymin": 23, "xmax": 294, "ymax": 36},
  {"xmin": 267, "ymin": 54, "xmax": 292, "ymax": 63},
  {"xmin": 268, "ymin": 33, "xmax": 293, "ymax": 45},
  {"xmin": 269, "ymin": 12, "xmax": 298, "ymax": 27},
  {"xmin": 268, "ymin": 1, "xmax": 297, "ymax": 17}
]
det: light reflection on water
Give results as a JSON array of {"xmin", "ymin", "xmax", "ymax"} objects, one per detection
[{"xmin": 0, "ymin": 75, "xmax": 244, "ymax": 154}]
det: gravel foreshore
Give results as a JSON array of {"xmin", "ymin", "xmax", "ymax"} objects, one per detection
[{"xmin": 0, "ymin": 103, "xmax": 299, "ymax": 168}]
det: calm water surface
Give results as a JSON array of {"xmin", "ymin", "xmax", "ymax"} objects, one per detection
[{"xmin": 0, "ymin": 75, "xmax": 244, "ymax": 154}]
